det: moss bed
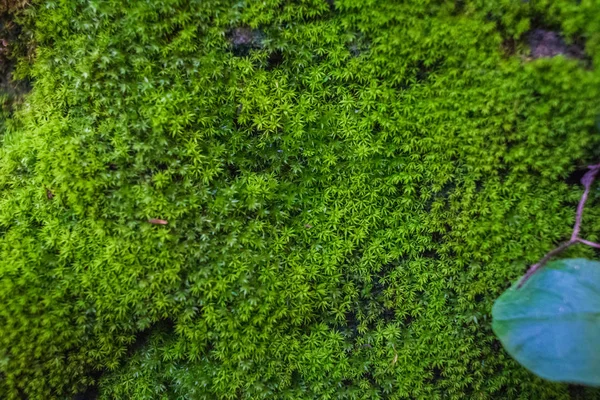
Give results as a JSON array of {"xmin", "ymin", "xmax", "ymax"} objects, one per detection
[{"xmin": 1, "ymin": 0, "xmax": 600, "ymax": 399}]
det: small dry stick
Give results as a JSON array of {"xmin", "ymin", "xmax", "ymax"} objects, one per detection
[
  {"xmin": 518, "ymin": 163, "xmax": 600, "ymax": 288},
  {"xmin": 148, "ymin": 218, "xmax": 168, "ymax": 225}
]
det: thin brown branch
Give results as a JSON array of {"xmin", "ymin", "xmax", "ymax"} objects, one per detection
[
  {"xmin": 577, "ymin": 238, "xmax": 600, "ymax": 249},
  {"xmin": 570, "ymin": 185, "xmax": 588, "ymax": 240},
  {"xmin": 571, "ymin": 163, "xmax": 600, "ymax": 240},
  {"xmin": 517, "ymin": 240, "xmax": 576, "ymax": 288},
  {"xmin": 518, "ymin": 163, "xmax": 600, "ymax": 288}
]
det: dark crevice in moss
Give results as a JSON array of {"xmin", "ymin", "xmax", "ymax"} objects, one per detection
[
  {"xmin": 362, "ymin": 371, "xmax": 378, "ymax": 388},
  {"xmin": 425, "ymin": 366, "xmax": 443, "ymax": 386},
  {"xmin": 340, "ymin": 262, "xmax": 396, "ymax": 339},
  {"xmin": 566, "ymin": 166, "xmax": 590, "ymax": 186},
  {"xmin": 451, "ymin": 0, "xmax": 466, "ymax": 16},
  {"xmin": 501, "ymin": 37, "xmax": 519, "ymax": 57},
  {"xmin": 415, "ymin": 59, "xmax": 440, "ymax": 83},
  {"xmin": 266, "ymin": 49, "xmax": 284, "ymax": 70},
  {"xmin": 72, "ymin": 376, "xmax": 100, "ymax": 400},
  {"xmin": 474, "ymin": 293, "xmax": 485, "ymax": 304},
  {"xmin": 77, "ymin": 319, "xmax": 182, "ymax": 400},
  {"xmin": 0, "ymin": 3, "xmax": 32, "ymax": 120},
  {"xmin": 568, "ymin": 384, "xmax": 600, "ymax": 399},
  {"xmin": 127, "ymin": 318, "xmax": 176, "ymax": 359}
]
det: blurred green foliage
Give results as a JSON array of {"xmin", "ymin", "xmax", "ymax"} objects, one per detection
[{"xmin": 2, "ymin": 0, "xmax": 600, "ymax": 398}]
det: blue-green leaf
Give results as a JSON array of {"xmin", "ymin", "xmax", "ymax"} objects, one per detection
[{"xmin": 492, "ymin": 258, "xmax": 600, "ymax": 386}]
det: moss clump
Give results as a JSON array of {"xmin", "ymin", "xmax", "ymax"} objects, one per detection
[{"xmin": 1, "ymin": 0, "xmax": 600, "ymax": 399}]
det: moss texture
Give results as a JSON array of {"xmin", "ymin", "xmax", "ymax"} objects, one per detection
[{"xmin": 1, "ymin": 0, "xmax": 600, "ymax": 398}]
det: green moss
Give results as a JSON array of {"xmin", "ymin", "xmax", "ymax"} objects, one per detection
[{"xmin": 1, "ymin": 0, "xmax": 600, "ymax": 398}]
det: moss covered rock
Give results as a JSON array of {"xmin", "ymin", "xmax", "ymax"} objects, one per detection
[{"xmin": 1, "ymin": 0, "xmax": 600, "ymax": 398}]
